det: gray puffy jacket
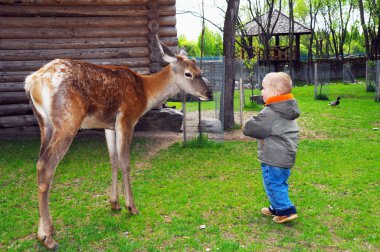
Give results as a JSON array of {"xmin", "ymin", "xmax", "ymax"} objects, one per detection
[{"xmin": 242, "ymin": 99, "xmax": 300, "ymax": 168}]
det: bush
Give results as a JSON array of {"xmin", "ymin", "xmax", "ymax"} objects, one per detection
[{"xmin": 315, "ymin": 93, "xmax": 329, "ymax": 100}]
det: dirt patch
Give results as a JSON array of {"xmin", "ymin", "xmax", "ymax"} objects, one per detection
[
  {"xmin": 130, "ymin": 109, "xmax": 320, "ymax": 165},
  {"xmin": 133, "ymin": 131, "xmax": 182, "ymax": 169}
]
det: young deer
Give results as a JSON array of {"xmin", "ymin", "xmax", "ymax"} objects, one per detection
[{"xmin": 25, "ymin": 36, "xmax": 212, "ymax": 250}]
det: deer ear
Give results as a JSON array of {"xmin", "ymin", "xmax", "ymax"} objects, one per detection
[{"xmin": 156, "ymin": 34, "xmax": 177, "ymax": 63}]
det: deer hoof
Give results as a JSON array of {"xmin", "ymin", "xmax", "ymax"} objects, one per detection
[
  {"xmin": 127, "ymin": 206, "xmax": 139, "ymax": 215},
  {"xmin": 38, "ymin": 234, "xmax": 59, "ymax": 251},
  {"xmin": 110, "ymin": 200, "xmax": 121, "ymax": 211}
]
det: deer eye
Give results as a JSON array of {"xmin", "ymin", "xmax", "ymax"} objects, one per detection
[{"xmin": 184, "ymin": 72, "xmax": 193, "ymax": 79}]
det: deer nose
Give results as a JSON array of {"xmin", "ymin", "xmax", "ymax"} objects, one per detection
[{"xmin": 206, "ymin": 91, "xmax": 213, "ymax": 100}]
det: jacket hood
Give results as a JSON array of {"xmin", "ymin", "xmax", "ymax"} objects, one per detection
[{"xmin": 268, "ymin": 99, "xmax": 300, "ymax": 120}]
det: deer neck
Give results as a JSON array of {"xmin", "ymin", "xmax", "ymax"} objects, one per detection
[{"xmin": 141, "ymin": 65, "xmax": 180, "ymax": 113}]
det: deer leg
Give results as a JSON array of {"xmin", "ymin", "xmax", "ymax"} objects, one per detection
[
  {"xmin": 37, "ymin": 130, "xmax": 76, "ymax": 250},
  {"xmin": 30, "ymin": 104, "xmax": 53, "ymax": 158},
  {"xmin": 39, "ymin": 121, "xmax": 53, "ymax": 158},
  {"xmin": 115, "ymin": 118, "xmax": 138, "ymax": 214},
  {"xmin": 105, "ymin": 129, "xmax": 121, "ymax": 211}
]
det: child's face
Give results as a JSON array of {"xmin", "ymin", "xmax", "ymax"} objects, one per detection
[{"xmin": 261, "ymin": 80, "xmax": 278, "ymax": 102}]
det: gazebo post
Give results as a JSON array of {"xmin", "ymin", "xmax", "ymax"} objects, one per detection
[
  {"xmin": 275, "ymin": 35, "xmax": 280, "ymax": 46},
  {"xmin": 295, "ymin": 34, "xmax": 300, "ymax": 61},
  {"xmin": 275, "ymin": 35, "xmax": 280, "ymax": 59}
]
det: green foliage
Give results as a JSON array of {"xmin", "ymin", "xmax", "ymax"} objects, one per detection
[
  {"xmin": 178, "ymin": 35, "xmax": 201, "ymax": 57},
  {"xmin": 1, "ymin": 84, "xmax": 379, "ymax": 250},
  {"xmin": 315, "ymin": 93, "xmax": 329, "ymax": 100},
  {"xmin": 366, "ymin": 84, "xmax": 375, "ymax": 92},
  {"xmin": 197, "ymin": 26, "xmax": 223, "ymax": 56},
  {"xmin": 183, "ymin": 134, "xmax": 222, "ymax": 148}
]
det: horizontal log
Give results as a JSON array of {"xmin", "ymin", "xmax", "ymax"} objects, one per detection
[
  {"xmin": 0, "ymin": 92, "xmax": 29, "ymax": 104},
  {"xmin": 0, "ymin": 72, "xmax": 30, "ymax": 83},
  {"xmin": 0, "ymin": 82, "xmax": 25, "ymax": 92},
  {"xmin": 0, "ymin": 16, "xmax": 147, "ymax": 28},
  {"xmin": 0, "ymin": 126, "xmax": 40, "ymax": 137},
  {"xmin": 0, "ymin": 57, "xmax": 151, "ymax": 71},
  {"xmin": 1, "ymin": 47, "xmax": 150, "ymax": 60},
  {"xmin": 0, "ymin": 5, "xmax": 175, "ymax": 17},
  {"xmin": 0, "ymin": 114, "xmax": 37, "ymax": 128},
  {"xmin": 0, "ymin": 0, "xmax": 175, "ymax": 5},
  {"xmin": 89, "ymin": 58, "xmax": 151, "ymax": 67},
  {"xmin": 0, "ymin": 37, "xmax": 149, "ymax": 50},
  {"xmin": 0, "ymin": 36, "xmax": 176, "ymax": 51},
  {"xmin": 0, "ymin": 16, "xmax": 175, "ymax": 28},
  {"xmin": 160, "ymin": 37, "xmax": 178, "ymax": 46},
  {"xmin": 158, "ymin": 16, "xmax": 176, "ymax": 27},
  {"xmin": 159, "ymin": 5, "xmax": 176, "ymax": 16},
  {"xmin": 0, "ymin": 27, "xmax": 148, "ymax": 39},
  {"xmin": 0, "ymin": 67, "xmax": 152, "ymax": 83},
  {"xmin": 0, "ymin": 103, "xmax": 32, "ymax": 117},
  {"xmin": 158, "ymin": 27, "xmax": 177, "ymax": 37}
]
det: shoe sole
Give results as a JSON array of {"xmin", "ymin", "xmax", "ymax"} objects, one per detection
[
  {"xmin": 261, "ymin": 209, "xmax": 274, "ymax": 217},
  {"xmin": 273, "ymin": 214, "xmax": 298, "ymax": 223}
]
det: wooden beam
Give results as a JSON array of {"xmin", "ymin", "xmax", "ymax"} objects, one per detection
[
  {"xmin": 0, "ymin": 16, "xmax": 147, "ymax": 28},
  {"xmin": 0, "ymin": 67, "xmax": 150, "ymax": 83},
  {"xmin": 295, "ymin": 34, "xmax": 300, "ymax": 61},
  {"xmin": 275, "ymin": 35, "xmax": 280, "ymax": 46},
  {"xmin": 0, "ymin": 47, "xmax": 150, "ymax": 61},
  {"xmin": 0, "ymin": 0, "xmax": 175, "ymax": 5},
  {"xmin": 0, "ymin": 57, "xmax": 151, "ymax": 71},
  {"xmin": 0, "ymin": 15, "xmax": 173, "ymax": 28},
  {"xmin": 0, "ymin": 5, "xmax": 147, "ymax": 17},
  {"xmin": 158, "ymin": 26, "xmax": 177, "ymax": 37},
  {"xmin": 0, "ymin": 104, "xmax": 32, "ymax": 117},
  {"xmin": 0, "ymin": 114, "xmax": 37, "ymax": 128},
  {"xmin": 0, "ymin": 5, "xmax": 175, "ymax": 17},
  {"xmin": 0, "ymin": 82, "xmax": 25, "ymax": 92},
  {"xmin": 0, "ymin": 92, "xmax": 29, "ymax": 104},
  {"xmin": 0, "ymin": 126, "xmax": 40, "ymax": 137},
  {"xmin": 0, "ymin": 36, "xmax": 176, "ymax": 50},
  {"xmin": 0, "ymin": 26, "xmax": 177, "ymax": 39},
  {"xmin": 0, "ymin": 27, "xmax": 148, "ymax": 39},
  {"xmin": 0, "ymin": 37, "xmax": 149, "ymax": 50}
]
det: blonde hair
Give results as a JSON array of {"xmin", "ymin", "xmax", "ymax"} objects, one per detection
[{"xmin": 263, "ymin": 72, "xmax": 293, "ymax": 95}]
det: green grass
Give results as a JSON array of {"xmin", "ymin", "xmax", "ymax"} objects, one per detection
[{"xmin": 0, "ymin": 83, "xmax": 379, "ymax": 251}]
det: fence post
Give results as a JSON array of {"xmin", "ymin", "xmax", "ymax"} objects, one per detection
[{"xmin": 239, "ymin": 77, "xmax": 244, "ymax": 126}]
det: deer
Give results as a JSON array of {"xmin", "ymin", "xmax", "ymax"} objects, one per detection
[{"xmin": 24, "ymin": 36, "xmax": 212, "ymax": 250}]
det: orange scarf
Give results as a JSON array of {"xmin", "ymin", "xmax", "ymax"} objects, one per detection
[{"xmin": 265, "ymin": 93, "xmax": 294, "ymax": 106}]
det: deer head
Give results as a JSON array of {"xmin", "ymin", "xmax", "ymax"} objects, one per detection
[{"xmin": 157, "ymin": 36, "xmax": 213, "ymax": 101}]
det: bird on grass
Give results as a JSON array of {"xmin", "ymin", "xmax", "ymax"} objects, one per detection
[{"xmin": 329, "ymin": 97, "xmax": 341, "ymax": 106}]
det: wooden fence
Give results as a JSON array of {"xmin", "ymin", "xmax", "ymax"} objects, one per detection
[{"xmin": 0, "ymin": 0, "xmax": 177, "ymax": 131}]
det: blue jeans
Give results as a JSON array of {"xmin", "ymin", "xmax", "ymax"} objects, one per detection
[{"xmin": 261, "ymin": 163, "xmax": 297, "ymax": 216}]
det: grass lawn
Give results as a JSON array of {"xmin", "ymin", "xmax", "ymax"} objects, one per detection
[{"xmin": 0, "ymin": 84, "xmax": 379, "ymax": 251}]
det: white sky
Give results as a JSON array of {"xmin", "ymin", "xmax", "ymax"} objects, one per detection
[{"xmin": 176, "ymin": 0, "xmax": 226, "ymax": 41}]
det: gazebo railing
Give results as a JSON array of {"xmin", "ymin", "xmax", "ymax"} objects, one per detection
[{"xmin": 253, "ymin": 46, "xmax": 297, "ymax": 61}]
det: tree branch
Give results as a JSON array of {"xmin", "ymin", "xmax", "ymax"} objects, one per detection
[{"xmin": 176, "ymin": 10, "xmax": 224, "ymax": 33}]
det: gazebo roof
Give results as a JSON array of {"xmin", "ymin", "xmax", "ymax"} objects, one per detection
[{"xmin": 244, "ymin": 9, "xmax": 311, "ymax": 36}]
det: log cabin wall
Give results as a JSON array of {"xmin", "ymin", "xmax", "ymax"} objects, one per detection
[{"xmin": 0, "ymin": 0, "xmax": 177, "ymax": 133}]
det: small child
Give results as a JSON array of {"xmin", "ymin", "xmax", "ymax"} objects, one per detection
[{"xmin": 242, "ymin": 72, "xmax": 300, "ymax": 223}]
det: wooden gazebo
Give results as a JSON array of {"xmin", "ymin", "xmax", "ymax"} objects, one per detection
[{"xmin": 241, "ymin": 10, "xmax": 311, "ymax": 62}]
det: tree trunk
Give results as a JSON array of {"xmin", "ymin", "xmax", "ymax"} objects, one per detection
[
  {"xmin": 222, "ymin": 0, "xmax": 240, "ymax": 129},
  {"xmin": 288, "ymin": 0, "xmax": 294, "ymax": 79}
]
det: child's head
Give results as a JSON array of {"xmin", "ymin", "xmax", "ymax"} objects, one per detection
[{"xmin": 261, "ymin": 72, "xmax": 292, "ymax": 102}]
